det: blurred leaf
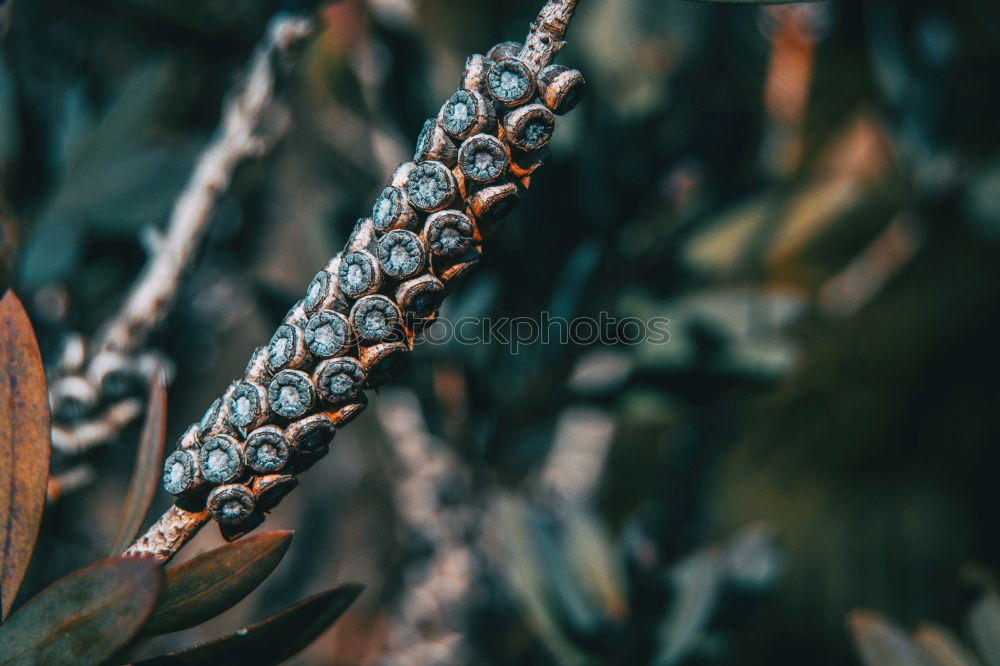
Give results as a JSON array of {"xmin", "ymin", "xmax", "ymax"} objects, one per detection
[
  {"xmin": 110, "ymin": 368, "xmax": 168, "ymax": 555},
  {"xmin": 0, "ymin": 290, "xmax": 51, "ymax": 620},
  {"xmin": 913, "ymin": 623, "xmax": 982, "ymax": 666},
  {"xmin": 968, "ymin": 593, "xmax": 1000, "ymax": 666},
  {"xmin": 655, "ymin": 545, "xmax": 724, "ymax": 665},
  {"xmin": 134, "ymin": 583, "xmax": 364, "ymax": 665},
  {"xmin": 0, "ymin": 557, "xmax": 161, "ymax": 665},
  {"xmin": 848, "ymin": 610, "xmax": 936, "ymax": 666},
  {"xmin": 141, "ymin": 530, "xmax": 294, "ymax": 636},
  {"xmin": 563, "ymin": 507, "xmax": 627, "ymax": 622}
]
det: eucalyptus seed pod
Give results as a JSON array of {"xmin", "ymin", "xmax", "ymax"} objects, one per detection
[
  {"xmin": 359, "ymin": 341, "xmax": 409, "ymax": 384},
  {"xmin": 390, "ymin": 161, "xmax": 417, "ymax": 189},
  {"xmin": 329, "ymin": 393, "xmax": 368, "ymax": 427},
  {"xmin": 405, "ymin": 161, "xmax": 458, "ymax": 213},
  {"xmin": 460, "ymin": 53, "xmax": 490, "ymax": 93},
  {"xmin": 377, "ymin": 229, "xmax": 427, "ymax": 280},
  {"xmin": 303, "ymin": 262, "xmax": 348, "ymax": 314},
  {"xmin": 49, "ymin": 375, "xmax": 98, "ymax": 421},
  {"xmin": 207, "ymin": 483, "xmax": 256, "ymax": 525},
  {"xmin": 252, "ymin": 474, "xmax": 298, "ymax": 512},
  {"xmin": 372, "ymin": 186, "xmax": 419, "ymax": 235},
  {"xmin": 219, "ymin": 510, "xmax": 265, "ymax": 542},
  {"xmin": 458, "ymin": 134, "xmax": 509, "ymax": 184},
  {"xmin": 503, "ymin": 103, "xmax": 555, "ymax": 152},
  {"xmin": 244, "ymin": 346, "xmax": 273, "ymax": 386},
  {"xmin": 162, "ymin": 449, "xmax": 204, "ymax": 497},
  {"xmin": 199, "ymin": 434, "xmax": 246, "ymax": 485},
  {"xmin": 287, "ymin": 412, "xmax": 337, "ymax": 454},
  {"xmin": 178, "ymin": 423, "xmax": 201, "ymax": 450},
  {"xmin": 423, "ymin": 209, "xmax": 476, "ymax": 258},
  {"xmin": 487, "ymin": 41, "xmax": 524, "ymax": 61},
  {"xmin": 436, "ymin": 245, "xmax": 484, "ymax": 286},
  {"xmin": 338, "ymin": 250, "xmax": 382, "ymax": 299},
  {"xmin": 245, "ymin": 425, "xmax": 290, "ymax": 474},
  {"xmin": 267, "ymin": 324, "xmax": 308, "ymax": 371},
  {"xmin": 537, "ymin": 64, "xmax": 585, "ymax": 114},
  {"xmin": 414, "ymin": 119, "xmax": 458, "ymax": 167},
  {"xmin": 467, "ymin": 181, "xmax": 519, "ymax": 223},
  {"xmin": 284, "ymin": 300, "xmax": 310, "ymax": 329},
  {"xmin": 486, "ymin": 57, "xmax": 537, "ymax": 108},
  {"xmin": 198, "ymin": 394, "xmax": 238, "ymax": 439},
  {"xmin": 315, "ymin": 356, "xmax": 367, "ymax": 404},
  {"xmin": 347, "ymin": 217, "xmax": 379, "ymax": 253},
  {"xmin": 439, "ymin": 89, "xmax": 495, "ymax": 141},
  {"xmin": 268, "ymin": 369, "xmax": 316, "ymax": 419},
  {"xmin": 396, "ymin": 273, "xmax": 446, "ymax": 321},
  {"xmin": 304, "ymin": 309, "xmax": 353, "ymax": 358},
  {"xmin": 351, "ymin": 295, "xmax": 402, "ymax": 344},
  {"xmin": 227, "ymin": 381, "xmax": 270, "ymax": 430},
  {"xmin": 87, "ymin": 350, "xmax": 139, "ymax": 399}
]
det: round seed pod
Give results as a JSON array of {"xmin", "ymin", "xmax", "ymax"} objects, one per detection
[
  {"xmin": 49, "ymin": 375, "xmax": 97, "ymax": 421},
  {"xmin": 338, "ymin": 251, "xmax": 382, "ymax": 299},
  {"xmin": 458, "ymin": 134, "xmax": 509, "ymax": 184},
  {"xmin": 389, "ymin": 161, "xmax": 417, "ymax": 189},
  {"xmin": 486, "ymin": 57, "xmax": 536, "ymax": 108},
  {"xmin": 467, "ymin": 181, "xmax": 519, "ymax": 222},
  {"xmin": 304, "ymin": 310, "xmax": 353, "ymax": 358},
  {"xmin": 439, "ymin": 89, "xmax": 494, "ymax": 141},
  {"xmin": 509, "ymin": 146, "xmax": 550, "ymax": 179},
  {"xmin": 372, "ymin": 186, "xmax": 418, "ymax": 235},
  {"xmin": 87, "ymin": 350, "xmax": 138, "ymax": 399},
  {"xmin": 302, "ymin": 266, "xmax": 347, "ymax": 313},
  {"xmin": 178, "ymin": 423, "xmax": 201, "ymax": 450},
  {"xmin": 359, "ymin": 341, "xmax": 409, "ymax": 384},
  {"xmin": 487, "ymin": 41, "xmax": 523, "ymax": 61},
  {"xmin": 423, "ymin": 209, "xmax": 475, "ymax": 257},
  {"xmin": 207, "ymin": 484, "xmax": 256, "ymax": 525},
  {"xmin": 351, "ymin": 295, "xmax": 402, "ymax": 343},
  {"xmin": 219, "ymin": 511, "xmax": 265, "ymax": 542},
  {"xmin": 537, "ymin": 64, "xmax": 586, "ymax": 115},
  {"xmin": 436, "ymin": 245, "xmax": 484, "ymax": 285},
  {"xmin": 377, "ymin": 229, "xmax": 427, "ymax": 280},
  {"xmin": 315, "ymin": 357, "xmax": 367, "ymax": 404},
  {"xmin": 198, "ymin": 394, "xmax": 237, "ymax": 439},
  {"xmin": 252, "ymin": 474, "xmax": 298, "ymax": 512},
  {"xmin": 287, "ymin": 412, "xmax": 337, "ymax": 454},
  {"xmin": 396, "ymin": 274, "xmax": 445, "ymax": 321},
  {"xmin": 199, "ymin": 434, "xmax": 246, "ymax": 485},
  {"xmin": 267, "ymin": 324, "xmax": 307, "ymax": 371},
  {"xmin": 162, "ymin": 449, "xmax": 203, "ymax": 496},
  {"xmin": 284, "ymin": 300, "xmax": 309, "ymax": 329},
  {"xmin": 406, "ymin": 161, "xmax": 457, "ymax": 213},
  {"xmin": 244, "ymin": 346, "xmax": 273, "ymax": 385},
  {"xmin": 267, "ymin": 369, "xmax": 316, "ymax": 419},
  {"xmin": 503, "ymin": 103, "xmax": 555, "ymax": 152},
  {"xmin": 245, "ymin": 425, "xmax": 290, "ymax": 474},
  {"xmin": 414, "ymin": 119, "xmax": 458, "ymax": 167},
  {"xmin": 228, "ymin": 381, "xmax": 269, "ymax": 430},
  {"xmin": 460, "ymin": 53, "xmax": 489, "ymax": 93},
  {"xmin": 346, "ymin": 217, "xmax": 378, "ymax": 253}
]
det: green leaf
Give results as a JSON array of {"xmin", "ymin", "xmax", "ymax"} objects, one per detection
[
  {"xmin": 0, "ymin": 290, "xmax": 51, "ymax": 620},
  {"xmin": 110, "ymin": 368, "xmax": 168, "ymax": 555},
  {"xmin": 135, "ymin": 583, "xmax": 364, "ymax": 665},
  {"xmin": 0, "ymin": 557, "xmax": 161, "ymax": 665},
  {"xmin": 141, "ymin": 530, "xmax": 294, "ymax": 636}
]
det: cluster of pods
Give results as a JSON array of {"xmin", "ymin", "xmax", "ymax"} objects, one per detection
[{"xmin": 161, "ymin": 39, "xmax": 585, "ymax": 536}]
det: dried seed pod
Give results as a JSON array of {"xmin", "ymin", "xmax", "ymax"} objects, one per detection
[
  {"xmin": 537, "ymin": 64, "xmax": 585, "ymax": 115},
  {"xmin": 315, "ymin": 356, "xmax": 367, "ymax": 404},
  {"xmin": 162, "ymin": 449, "xmax": 203, "ymax": 496},
  {"xmin": 372, "ymin": 186, "xmax": 419, "ymax": 235},
  {"xmin": 302, "ymin": 262, "xmax": 348, "ymax": 314},
  {"xmin": 486, "ymin": 58, "xmax": 536, "ymax": 108},
  {"xmin": 267, "ymin": 369, "xmax": 316, "ymax": 419},
  {"xmin": 351, "ymin": 295, "xmax": 402, "ymax": 343},
  {"xmin": 199, "ymin": 434, "xmax": 246, "ymax": 485},
  {"xmin": 207, "ymin": 483, "xmax": 256, "ymax": 525},
  {"xmin": 267, "ymin": 324, "xmax": 308, "ymax": 371},
  {"xmin": 219, "ymin": 511, "xmax": 265, "ymax": 542},
  {"xmin": 198, "ymin": 395, "xmax": 237, "ymax": 439},
  {"xmin": 178, "ymin": 423, "xmax": 201, "ymax": 450},
  {"xmin": 337, "ymin": 251, "xmax": 382, "ymax": 299},
  {"xmin": 460, "ymin": 54, "xmax": 490, "ymax": 93},
  {"xmin": 390, "ymin": 161, "xmax": 417, "ymax": 189},
  {"xmin": 329, "ymin": 394, "xmax": 368, "ymax": 427},
  {"xmin": 359, "ymin": 341, "xmax": 409, "ymax": 384},
  {"xmin": 245, "ymin": 425, "xmax": 290, "ymax": 474},
  {"xmin": 284, "ymin": 300, "xmax": 310, "ymax": 329},
  {"xmin": 503, "ymin": 103, "xmax": 555, "ymax": 152},
  {"xmin": 244, "ymin": 345, "xmax": 273, "ymax": 385},
  {"xmin": 423, "ymin": 209, "xmax": 475, "ymax": 257},
  {"xmin": 458, "ymin": 134, "xmax": 509, "ymax": 184},
  {"xmin": 439, "ymin": 89, "xmax": 494, "ymax": 141},
  {"xmin": 377, "ymin": 229, "xmax": 427, "ymax": 280},
  {"xmin": 346, "ymin": 217, "xmax": 378, "ymax": 253},
  {"xmin": 227, "ymin": 381, "xmax": 269, "ymax": 430},
  {"xmin": 87, "ymin": 350, "xmax": 138, "ymax": 399},
  {"xmin": 467, "ymin": 181, "xmax": 519, "ymax": 222},
  {"xmin": 406, "ymin": 161, "xmax": 458, "ymax": 213},
  {"xmin": 437, "ymin": 245, "xmax": 484, "ymax": 285},
  {"xmin": 49, "ymin": 375, "xmax": 98, "ymax": 421},
  {"xmin": 304, "ymin": 310, "xmax": 353, "ymax": 358},
  {"xmin": 252, "ymin": 474, "xmax": 298, "ymax": 512},
  {"xmin": 414, "ymin": 119, "xmax": 458, "ymax": 167},
  {"xmin": 287, "ymin": 412, "xmax": 337, "ymax": 454},
  {"xmin": 487, "ymin": 41, "xmax": 523, "ymax": 61},
  {"xmin": 396, "ymin": 273, "xmax": 446, "ymax": 321}
]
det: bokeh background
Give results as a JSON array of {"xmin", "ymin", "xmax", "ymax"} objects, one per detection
[{"xmin": 2, "ymin": 0, "xmax": 1000, "ymax": 663}]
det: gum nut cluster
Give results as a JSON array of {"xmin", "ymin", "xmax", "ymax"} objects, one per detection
[{"xmin": 161, "ymin": 39, "xmax": 584, "ymax": 533}]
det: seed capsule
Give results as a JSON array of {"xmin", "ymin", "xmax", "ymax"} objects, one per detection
[
  {"xmin": 372, "ymin": 186, "xmax": 419, "ymax": 235},
  {"xmin": 503, "ymin": 103, "xmax": 555, "ymax": 152},
  {"xmin": 347, "ymin": 217, "xmax": 378, "ymax": 253},
  {"xmin": 460, "ymin": 53, "xmax": 490, "ymax": 93},
  {"xmin": 315, "ymin": 356, "xmax": 367, "ymax": 404},
  {"xmin": 406, "ymin": 161, "xmax": 457, "ymax": 213},
  {"xmin": 252, "ymin": 474, "xmax": 298, "ymax": 512},
  {"xmin": 458, "ymin": 134, "xmax": 509, "ymax": 184},
  {"xmin": 287, "ymin": 412, "xmax": 337, "ymax": 454},
  {"xmin": 423, "ymin": 209, "xmax": 475, "ymax": 257},
  {"xmin": 390, "ymin": 161, "xmax": 417, "ymax": 189},
  {"xmin": 267, "ymin": 369, "xmax": 316, "ymax": 419},
  {"xmin": 303, "ymin": 264, "xmax": 347, "ymax": 314},
  {"xmin": 439, "ymin": 89, "xmax": 494, "ymax": 141},
  {"xmin": 199, "ymin": 434, "xmax": 246, "ymax": 485},
  {"xmin": 351, "ymin": 295, "xmax": 402, "ymax": 343},
  {"xmin": 304, "ymin": 310, "xmax": 353, "ymax": 358},
  {"xmin": 338, "ymin": 251, "xmax": 382, "ymax": 299},
  {"xmin": 467, "ymin": 181, "xmax": 519, "ymax": 223},
  {"xmin": 198, "ymin": 394, "xmax": 238, "ymax": 439},
  {"xmin": 537, "ymin": 64, "xmax": 585, "ymax": 115},
  {"xmin": 486, "ymin": 57, "xmax": 536, "ymax": 108},
  {"xmin": 49, "ymin": 375, "xmax": 98, "ymax": 421},
  {"xmin": 245, "ymin": 425, "xmax": 290, "ymax": 473},
  {"xmin": 267, "ymin": 324, "xmax": 308, "ymax": 371},
  {"xmin": 377, "ymin": 229, "xmax": 427, "ymax": 280},
  {"xmin": 207, "ymin": 483, "xmax": 256, "ymax": 525},
  {"xmin": 436, "ymin": 245, "xmax": 484, "ymax": 285},
  {"xmin": 244, "ymin": 346, "xmax": 273, "ymax": 385},
  {"xmin": 218, "ymin": 509, "xmax": 264, "ymax": 541},
  {"xmin": 359, "ymin": 341, "xmax": 409, "ymax": 385},
  {"xmin": 88, "ymin": 351, "xmax": 141, "ymax": 400},
  {"xmin": 162, "ymin": 449, "xmax": 203, "ymax": 496},
  {"xmin": 228, "ymin": 381, "xmax": 269, "ymax": 430},
  {"xmin": 284, "ymin": 300, "xmax": 310, "ymax": 329},
  {"xmin": 178, "ymin": 423, "xmax": 201, "ymax": 450},
  {"xmin": 487, "ymin": 41, "xmax": 523, "ymax": 61},
  {"xmin": 396, "ymin": 274, "xmax": 446, "ymax": 321},
  {"xmin": 414, "ymin": 119, "xmax": 458, "ymax": 167}
]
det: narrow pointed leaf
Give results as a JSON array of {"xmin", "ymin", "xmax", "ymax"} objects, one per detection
[
  {"xmin": 847, "ymin": 610, "xmax": 936, "ymax": 666},
  {"xmin": 110, "ymin": 369, "xmax": 168, "ymax": 555},
  {"xmin": 0, "ymin": 290, "xmax": 51, "ymax": 620},
  {"xmin": 0, "ymin": 557, "xmax": 161, "ymax": 665},
  {"xmin": 141, "ymin": 530, "xmax": 293, "ymax": 636},
  {"xmin": 913, "ymin": 623, "xmax": 982, "ymax": 666},
  {"xmin": 135, "ymin": 583, "xmax": 364, "ymax": 665}
]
